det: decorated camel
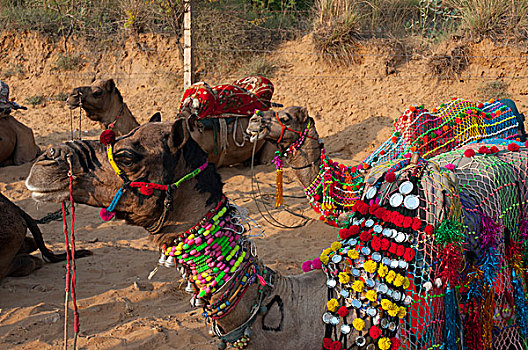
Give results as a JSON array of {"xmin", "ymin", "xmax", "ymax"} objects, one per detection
[
  {"xmin": 26, "ymin": 117, "xmax": 528, "ymax": 349},
  {"xmin": 0, "ymin": 81, "xmax": 40, "ymax": 166},
  {"xmin": 67, "ymin": 76, "xmax": 276, "ymax": 166},
  {"xmin": 0, "ymin": 192, "xmax": 91, "ymax": 281},
  {"xmin": 247, "ymin": 99, "xmax": 527, "ymax": 227}
]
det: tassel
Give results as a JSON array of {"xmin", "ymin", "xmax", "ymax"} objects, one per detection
[
  {"xmin": 443, "ymin": 287, "xmax": 459, "ymax": 350},
  {"xmin": 512, "ymin": 274, "xmax": 528, "ymax": 338},
  {"xmin": 273, "ymin": 152, "xmax": 284, "ymax": 208},
  {"xmin": 434, "ymin": 219, "xmax": 464, "ymax": 247},
  {"xmin": 519, "ymin": 219, "xmax": 528, "ymax": 241},
  {"xmin": 480, "ymin": 247, "xmax": 501, "ymax": 288},
  {"xmin": 438, "ymin": 245, "xmax": 463, "ymax": 287},
  {"xmin": 464, "ymin": 301, "xmax": 484, "ymax": 350},
  {"xmin": 480, "ymin": 214, "xmax": 502, "ymax": 250},
  {"xmin": 480, "ymin": 288, "xmax": 494, "ymax": 349}
]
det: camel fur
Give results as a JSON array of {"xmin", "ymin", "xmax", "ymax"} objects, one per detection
[
  {"xmin": 0, "ymin": 111, "xmax": 40, "ymax": 166},
  {"xmin": 0, "ymin": 192, "xmax": 91, "ymax": 282}
]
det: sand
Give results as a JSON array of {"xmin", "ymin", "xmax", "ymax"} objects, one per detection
[{"xmin": 1, "ymin": 31, "xmax": 527, "ymax": 349}]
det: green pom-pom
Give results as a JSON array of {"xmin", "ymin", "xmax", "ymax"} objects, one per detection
[{"xmin": 434, "ymin": 219, "xmax": 464, "ymax": 246}]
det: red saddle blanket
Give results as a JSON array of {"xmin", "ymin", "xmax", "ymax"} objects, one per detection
[{"xmin": 179, "ymin": 75, "xmax": 274, "ymax": 119}]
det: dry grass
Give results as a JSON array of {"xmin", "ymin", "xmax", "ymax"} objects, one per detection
[
  {"xmin": 446, "ymin": 0, "xmax": 528, "ymax": 40},
  {"xmin": 427, "ymin": 45, "xmax": 469, "ymax": 78},
  {"xmin": 478, "ymin": 80, "xmax": 510, "ymax": 100}
]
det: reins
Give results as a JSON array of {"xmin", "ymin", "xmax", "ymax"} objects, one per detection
[{"xmin": 274, "ymin": 111, "xmax": 318, "ymax": 144}]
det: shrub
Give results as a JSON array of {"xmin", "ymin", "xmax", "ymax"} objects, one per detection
[
  {"xmin": 25, "ymin": 95, "xmax": 45, "ymax": 107},
  {"xmin": 478, "ymin": 80, "xmax": 510, "ymax": 100}
]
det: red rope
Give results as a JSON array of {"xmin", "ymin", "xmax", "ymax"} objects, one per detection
[
  {"xmin": 61, "ymin": 201, "xmax": 71, "ymax": 350},
  {"xmin": 68, "ymin": 174, "xmax": 79, "ymax": 335}
]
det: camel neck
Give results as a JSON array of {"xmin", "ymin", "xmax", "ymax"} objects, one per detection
[
  {"xmin": 283, "ymin": 127, "xmax": 322, "ymax": 190},
  {"xmin": 108, "ymin": 103, "xmax": 139, "ymax": 135}
]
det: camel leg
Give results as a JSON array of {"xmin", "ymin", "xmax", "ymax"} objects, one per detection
[
  {"xmin": 18, "ymin": 236, "xmax": 39, "ymax": 254},
  {"xmin": 7, "ymin": 254, "xmax": 44, "ymax": 277}
]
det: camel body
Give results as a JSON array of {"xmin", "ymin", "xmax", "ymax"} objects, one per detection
[
  {"xmin": 67, "ymin": 79, "xmax": 274, "ymax": 167},
  {"xmin": 0, "ymin": 114, "xmax": 40, "ymax": 166},
  {"xmin": 0, "ymin": 192, "xmax": 91, "ymax": 281},
  {"xmin": 26, "ymin": 120, "xmax": 528, "ymax": 349}
]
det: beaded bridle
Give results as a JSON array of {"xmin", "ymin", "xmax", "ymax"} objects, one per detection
[{"xmin": 101, "ymin": 143, "xmax": 209, "ymax": 234}]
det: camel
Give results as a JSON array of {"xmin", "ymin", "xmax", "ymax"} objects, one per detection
[
  {"xmin": 26, "ymin": 118, "xmax": 528, "ymax": 349},
  {"xmin": 67, "ymin": 79, "xmax": 274, "ymax": 167},
  {"xmin": 246, "ymin": 100, "xmax": 527, "ymax": 226},
  {"xmin": 0, "ymin": 81, "xmax": 40, "ymax": 166},
  {"xmin": 0, "ymin": 192, "xmax": 91, "ymax": 281}
]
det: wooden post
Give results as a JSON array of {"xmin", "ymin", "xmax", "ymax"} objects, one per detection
[{"xmin": 183, "ymin": 0, "xmax": 194, "ymax": 89}]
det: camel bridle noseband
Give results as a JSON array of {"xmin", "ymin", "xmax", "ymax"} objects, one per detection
[{"xmin": 102, "ymin": 143, "xmax": 209, "ymax": 234}]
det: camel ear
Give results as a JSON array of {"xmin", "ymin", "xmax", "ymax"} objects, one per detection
[
  {"xmin": 299, "ymin": 106, "xmax": 309, "ymax": 120},
  {"xmin": 169, "ymin": 118, "xmax": 189, "ymax": 151},
  {"xmin": 104, "ymin": 79, "xmax": 116, "ymax": 92},
  {"xmin": 149, "ymin": 112, "xmax": 161, "ymax": 123}
]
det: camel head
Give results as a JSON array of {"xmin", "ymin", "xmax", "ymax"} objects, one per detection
[
  {"xmin": 67, "ymin": 79, "xmax": 122, "ymax": 121},
  {"xmin": 26, "ymin": 120, "xmax": 223, "ymax": 238},
  {"xmin": 247, "ymin": 106, "xmax": 316, "ymax": 150}
]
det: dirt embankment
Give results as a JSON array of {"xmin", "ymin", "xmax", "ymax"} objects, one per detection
[{"xmin": 1, "ymin": 31, "xmax": 527, "ymax": 349}]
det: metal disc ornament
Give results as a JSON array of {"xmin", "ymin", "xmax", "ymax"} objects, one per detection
[
  {"xmin": 341, "ymin": 324, "xmax": 351, "ymax": 335},
  {"xmin": 327, "ymin": 279, "xmax": 337, "ymax": 288},
  {"xmin": 365, "ymin": 219, "xmax": 374, "ymax": 227},
  {"xmin": 355, "ymin": 336, "xmax": 366, "ymax": 347},
  {"xmin": 365, "ymin": 278, "xmax": 375, "ymax": 288},
  {"xmin": 351, "ymin": 299, "xmax": 362, "ymax": 309},
  {"xmin": 373, "ymin": 225, "xmax": 382, "ymax": 233},
  {"xmin": 404, "ymin": 195, "xmax": 420, "ymax": 210},
  {"xmin": 399, "ymin": 180, "xmax": 414, "ymax": 194},
  {"xmin": 361, "ymin": 246, "xmax": 371, "ymax": 256},
  {"xmin": 366, "ymin": 186, "xmax": 377, "ymax": 199},
  {"xmin": 377, "ymin": 283, "xmax": 389, "ymax": 294},
  {"xmin": 366, "ymin": 307, "xmax": 377, "ymax": 317},
  {"xmin": 322, "ymin": 312, "xmax": 333, "ymax": 324},
  {"xmin": 390, "ymin": 192, "xmax": 403, "ymax": 207},
  {"xmin": 332, "ymin": 254, "xmax": 343, "ymax": 264},
  {"xmin": 372, "ymin": 252, "xmax": 382, "ymax": 262}
]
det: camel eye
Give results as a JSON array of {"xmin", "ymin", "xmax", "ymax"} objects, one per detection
[
  {"xmin": 279, "ymin": 113, "xmax": 291, "ymax": 122},
  {"xmin": 92, "ymin": 90, "xmax": 103, "ymax": 98}
]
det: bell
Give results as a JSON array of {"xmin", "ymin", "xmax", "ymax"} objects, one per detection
[
  {"xmin": 185, "ymin": 281, "xmax": 197, "ymax": 293},
  {"xmin": 158, "ymin": 254, "xmax": 167, "ymax": 264},
  {"xmin": 191, "ymin": 296, "xmax": 203, "ymax": 307},
  {"xmin": 164, "ymin": 256, "xmax": 175, "ymax": 268}
]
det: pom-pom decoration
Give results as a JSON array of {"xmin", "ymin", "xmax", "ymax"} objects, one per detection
[
  {"xmin": 100, "ymin": 129, "xmax": 116, "ymax": 145},
  {"xmin": 464, "ymin": 148, "xmax": 475, "ymax": 158},
  {"xmin": 100, "ymin": 208, "xmax": 116, "ymax": 221}
]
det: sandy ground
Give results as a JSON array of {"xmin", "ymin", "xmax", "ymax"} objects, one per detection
[{"xmin": 1, "ymin": 31, "xmax": 528, "ymax": 349}]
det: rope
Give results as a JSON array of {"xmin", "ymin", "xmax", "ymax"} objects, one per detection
[
  {"xmin": 35, "ymin": 207, "xmax": 68, "ymax": 224},
  {"xmin": 62, "ymin": 157, "xmax": 79, "ymax": 350},
  {"xmin": 250, "ymin": 140, "xmax": 310, "ymax": 229}
]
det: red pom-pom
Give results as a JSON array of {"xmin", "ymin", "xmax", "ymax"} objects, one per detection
[
  {"xmin": 381, "ymin": 238, "xmax": 390, "ymax": 251},
  {"xmin": 477, "ymin": 103, "xmax": 484, "ymax": 108},
  {"xmin": 360, "ymin": 230, "xmax": 372, "ymax": 242},
  {"xmin": 490, "ymin": 145, "xmax": 499, "ymax": 154},
  {"xmin": 339, "ymin": 228, "xmax": 352, "ymax": 240},
  {"xmin": 323, "ymin": 338, "xmax": 333, "ymax": 349},
  {"xmin": 464, "ymin": 148, "xmax": 475, "ymax": 157},
  {"xmin": 396, "ymin": 244, "xmax": 405, "ymax": 257},
  {"xmin": 374, "ymin": 207, "xmax": 386, "ymax": 219},
  {"xmin": 382, "ymin": 210, "xmax": 392, "ymax": 223},
  {"xmin": 349, "ymin": 225, "xmax": 360, "ymax": 236},
  {"xmin": 338, "ymin": 306, "xmax": 349, "ymax": 317},
  {"xmin": 403, "ymin": 216, "xmax": 413, "ymax": 228},
  {"xmin": 371, "ymin": 235, "xmax": 381, "ymax": 251},
  {"xmin": 425, "ymin": 224, "xmax": 434, "ymax": 235},
  {"xmin": 389, "ymin": 242, "xmax": 398, "ymax": 254},
  {"xmin": 301, "ymin": 260, "xmax": 313, "ymax": 272},
  {"xmin": 100, "ymin": 208, "xmax": 115, "ymax": 221},
  {"xmin": 508, "ymin": 143, "xmax": 520, "ymax": 152},
  {"xmin": 404, "ymin": 247, "xmax": 416, "ymax": 262},
  {"xmin": 385, "ymin": 172, "xmax": 396, "ymax": 183},
  {"xmin": 100, "ymin": 129, "xmax": 116, "ymax": 145},
  {"xmin": 525, "ymin": 140, "xmax": 528, "ymax": 148},
  {"xmin": 140, "ymin": 186, "xmax": 154, "ymax": 196},
  {"xmin": 390, "ymin": 337, "xmax": 402, "ymax": 350},
  {"xmin": 369, "ymin": 203, "xmax": 380, "ymax": 215},
  {"xmin": 369, "ymin": 325, "xmax": 381, "ymax": 339},
  {"xmin": 478, "ymin": 146, "xmax": 490, "ymax": 154},
  {"xmin": 330, "ymin": 341, "xmax": 342, "ymax": 350},
  {"xmin": 412, "ymin": 218, "xmax": 422, "ymax": 231},
  {"xmin": 312, "ymin": 258, "xmax": 322, "ymax": 270},
  {"xmin": 357, "ymin": 203, "xmax": 369, "ymax": 216}
]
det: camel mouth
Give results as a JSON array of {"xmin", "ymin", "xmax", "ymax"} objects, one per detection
[
  {"xmin": 66, "ymin": 96, "xmax": 81, "ymax": 109},
  {"xmin": 25, "ymin": 179, "xmax": 69, "ymax": 202},
  {"xmin": 29, "ymin": 189, "xmax": 70, "ymax": 203}
]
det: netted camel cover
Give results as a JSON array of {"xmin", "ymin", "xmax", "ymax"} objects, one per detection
[{"xmin": 315, "ymin": 143, "xmax": 528, "ymax": 350}]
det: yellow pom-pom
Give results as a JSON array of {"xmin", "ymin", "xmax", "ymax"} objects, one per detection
[
  {"xmin": 327, "ymin": 298, "xmax": 339, "ymax": 312},
  {"xmin": 339, "ymin": 272, "xmax": 350, "ymax": 284},
  {"xmin": 381, "ymin": 299, "xmax": 392, "ymax": 310},
  {"xmin": 331, "ymin": 241, "xmax": 342, "ymax": 251},
  {"xmin": 348, "ymin": 249, "xmax": 359, "ymax": 260},
  {"xmin": 363, "ymin": 260, "xmax": 377, "ymax": 273},
  {"xmin": 403, "ymin": 277, "xmax": 410, "ymax": 289},
  {"xmin": 387, "ymin": 303, "xmax": 400, "ymax": 317},
  {"xmin": 393, "ymin": 274, "xmax": 404, "ymax": 287},
  {"xmin": 398, "ymin": 306, "xmax": 407, "ymax": 318},
  {"xmin": 386, "ymin": 270, "xmax": 396, "ymax": 283},
  {"xmin": 352, "ymin": 280, "xmax": 364, "ymax": 292},
  {"xmin": 365, "ymin": 290, "xmax": 378, "ymax": 302},
  {"xmin": 352, "ymin": 318, "xmax": 365, "ymax": 331},
  {"xmin": 378, "ymin": 337, "xmax": 392, "ymax": 350},
  {"xmin": 378, "ymin": 264, "xmax": 388, "ymax": 278},
  {"xmin": 322, "ymin": 248, "xmax": 332, "ymax": 256},
  {"xmin": 320, "ymin": 254, "xmax": 329, "ymax": 265}
]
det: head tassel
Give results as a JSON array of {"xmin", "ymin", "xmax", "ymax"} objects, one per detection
[{"xmin": 273, "ymin": 152, "xmax": 284, "ymax": 208}]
